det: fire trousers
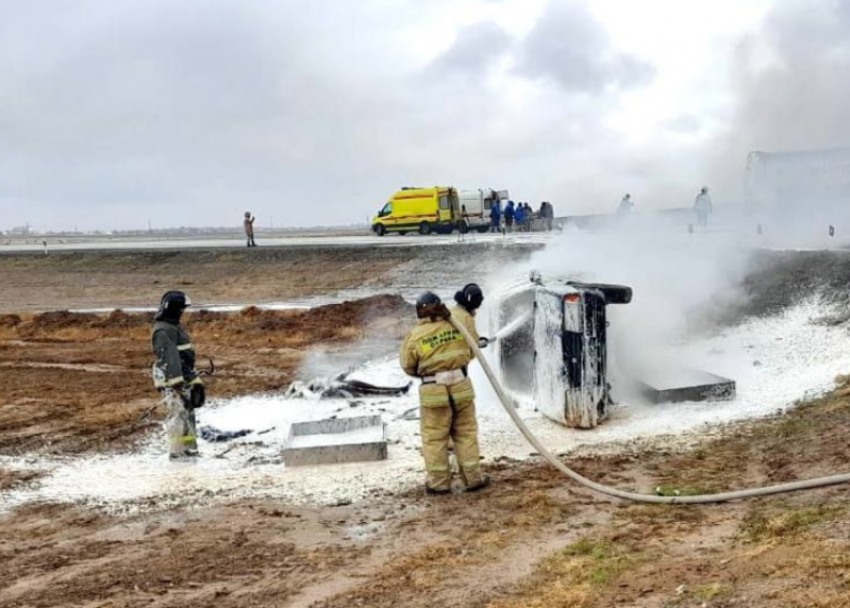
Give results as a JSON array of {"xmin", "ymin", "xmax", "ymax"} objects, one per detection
[
  {"xmin": 164, "ymin": 389, "xmax": 199, "ymax": 458},
  {"xmin": 420, "ymin": 398, "xmax": 483, "ymax": 491}
]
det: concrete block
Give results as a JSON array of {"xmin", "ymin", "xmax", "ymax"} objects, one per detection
[
  {"xmin": 283, "ymin": 415, "xmax": 387, "ymax": 467},
  {"xmin": 638, "ymin": 369, "xmax": 736, "ymax": 404}
]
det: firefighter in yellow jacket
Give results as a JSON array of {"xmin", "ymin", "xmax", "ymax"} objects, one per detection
[{"xmin": 400, "ymin": 285, "xmax": 490, "ymax": 494}]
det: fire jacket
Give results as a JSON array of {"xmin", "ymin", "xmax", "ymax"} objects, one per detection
[
  {"xmin": 400, "ymin": 306, "xmax": 480, "ymax": 407},
  {"xmin": 151, "ymin": 320, "xmax": 198, "ymax": 389}
]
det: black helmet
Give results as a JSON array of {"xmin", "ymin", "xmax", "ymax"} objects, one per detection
[
  {"xmin": 155, "ymin": 290, "xmax": 192, "ymax": 322},
  {"xmin": 454, "ymin": 283, "xmax": 484, "ymax": 312},
  {"xmin": 416, "ymin": 291, "xmax": 446, "ymax": 320}
]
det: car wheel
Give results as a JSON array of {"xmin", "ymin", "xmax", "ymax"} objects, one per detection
[
  {"xmin": 569, "ymin": 282, "xmax": 632, "ymax": 305},
  {"xmin": 375, "ymin": 224, "xmax": 386, "ymax": 237},
  {"xmin": 419, "ymin": 222, "xmax": 431, "ymax": 235}
]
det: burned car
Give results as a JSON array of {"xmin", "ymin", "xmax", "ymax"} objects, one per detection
[{"xmin": 491, "ymin": 274, "xmax": 632, "ymax": 429}]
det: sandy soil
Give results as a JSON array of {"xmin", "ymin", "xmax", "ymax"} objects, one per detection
[{"xmin": 3, "ymin": 246, "xmax": 850, "ymax": 608}]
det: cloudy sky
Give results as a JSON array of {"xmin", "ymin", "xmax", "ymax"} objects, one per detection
[{"xmin": 1, "ymin": 0, "xmax": 849, "ymax": 231}]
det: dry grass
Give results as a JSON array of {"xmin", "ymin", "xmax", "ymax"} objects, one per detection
[
  {"xmin": 486, "ymin": 537, "xmax": 644, "ymax": 608},
  {"xmin": 739, "ymin": 504, "xmax": 846, "ymax": 544}
]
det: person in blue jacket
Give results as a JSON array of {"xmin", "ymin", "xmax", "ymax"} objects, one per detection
[
  {"xmin": 514, "ymin": 203, "xmax": 525, "ymax": 230},
  {"xmin": 489, "ymin": 202, "xmax": 501, "ymax": 233},
  {"xmin": 504, "ymin": 200, "xmax": 516, "ymax": 232}
]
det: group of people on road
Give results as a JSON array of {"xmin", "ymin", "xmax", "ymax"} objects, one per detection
[
  {"xmin": 615, "ymin": 187, "xmax": 714, "ymax": 227},
  {"xmin": 489, "ymin": 200, "xmax": 556, "ymax": 233},
  {"xmin": 150, "ymin": 282, "xmax": 493, "ymax": 497}
]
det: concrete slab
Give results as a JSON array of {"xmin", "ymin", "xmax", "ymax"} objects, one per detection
[
  {"xmin": 283, "ymin": 415, "xmax": 387, "ymax": 467},
  {"xmin": 637, "ymin": 368, "xmax": 736, "ymax": 404}
]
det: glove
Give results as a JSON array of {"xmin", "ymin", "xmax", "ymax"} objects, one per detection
[
  {"xmin": 478, "ymin": 337, "xmax": 490, "ymax": 349},
  {"xmin": 189, "ymin": 383, "xmax": 206, "ymax": 409}
]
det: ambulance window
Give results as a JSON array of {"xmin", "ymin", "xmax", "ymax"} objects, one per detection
[
  {"xmin": 380, "ymin": 202, "xmax": 392, "ymax": 216},
  {"xmin": 439, "ymin": 195, "xmax": 449, "ymax": 210}
]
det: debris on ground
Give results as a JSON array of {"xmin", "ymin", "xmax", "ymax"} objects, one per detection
[{"xmin": 285, "ymin": 374, "xmax": 410, "ymax": 400}]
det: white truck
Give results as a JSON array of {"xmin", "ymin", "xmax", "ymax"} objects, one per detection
[{"xmin": 457, "ymin": 189, "xmax": 509, "ymax": 233}]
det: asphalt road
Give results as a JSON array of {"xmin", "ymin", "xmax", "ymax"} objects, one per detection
[{"xmin": 0, "ymin": 232, "xmax": 556, "ymax": 254}]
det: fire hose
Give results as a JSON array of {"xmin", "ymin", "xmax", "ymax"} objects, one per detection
[{"xmin": 448, "ymin": 314, "xmax": 850, "ymax": 504}]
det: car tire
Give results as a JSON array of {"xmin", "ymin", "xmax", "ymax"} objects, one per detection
[
  {"xmin": 375, "ymin": 224, "xmax": 386, "ymax": 237},
  {"xmin": 569, "ymin": 282, "xmax": 632, "ymax": 304},
  {"xmin": 419, "ymin": 222, "xmax": 431, "ymax": 235}
]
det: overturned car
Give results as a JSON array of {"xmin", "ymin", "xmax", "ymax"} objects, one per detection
[{"xmin": 491, "ymin": 274, "xmax": 632, "ymax": 430}]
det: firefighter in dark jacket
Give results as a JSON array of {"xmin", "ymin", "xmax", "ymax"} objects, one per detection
[{"xmin": 151, "ymin": 291, "xmax": 205, "ymax": 458}]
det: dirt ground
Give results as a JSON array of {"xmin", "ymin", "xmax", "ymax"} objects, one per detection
[
  {"xmin": 2, "ymin": 392, "xmax": 850, "ymax": 608},
  {"xmin": 3, "ymin": 246, "xmax": 850, "ymax": 607},
  {"xmin": 0, "ymin": 243, "xmax": 539, "ymax": 313},
  {"xmin": 0, "ymin": 295, "xmax": 411, "ymax": 455}
]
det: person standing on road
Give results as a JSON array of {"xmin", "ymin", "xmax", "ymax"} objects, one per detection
[
  {"xmin": 524, "ymin": 203, "xmax": 534, "ymax": 231},
  {"xmin": 542, "ymin": 202, "xmax": 555, "ymax": 231},
  {"xmin": 693, "ymin": 186, "xmax": 713, "ymax": 228},
  {"xmin": 151, "ymin": 291, "xmax": 206, "ymax": 459},
  {"xmin": 617, "ymin": 193, "xmax": 634, "ymax": 215},
  {"xmin": 400, "ymin": 289, "xmax": 490, "ymax": 495},
  {"xmin": 514, "ymin": 203, "xmax": 525, "ymax": 231},
  {"xmin": 244, "ymin": 212, "xmax": 257, "ymax": 247},
  {"xmin": 504, "ymin": 200, "xmax": 515, "ymax": 232},
  {"xmin": 489, "ymin": 201, "xmax": 501, "ymax": 233}
]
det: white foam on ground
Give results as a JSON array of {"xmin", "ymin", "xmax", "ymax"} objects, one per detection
[{"xmin": 2, "ymin": 301, "xmax": 848, "ymax": 513}]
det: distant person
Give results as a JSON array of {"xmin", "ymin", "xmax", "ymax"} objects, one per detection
[
  {"xmin": 151, "ymin": 291, "xmax": 206, "ymax": 459},
  {"xmin": 489, "ymin": 201, "xmax": 501, "ymax": 233},
  {"xmin": 504, "ymin": 200, "xmax": 516, "ymax": 232},
  {"xmin": 243, "ymin": 212, "xmax": 256, "ymax": 247},
  {"xmin": 544, "ymin": 202, "xmax": 555, "ymax": 231},
  {"xmin": 617, "ymin": 193, "xmax": 634, "ymax": 215},
  {"xmin": 693, "ymin": 186, "xmax": 713, "ymax": 228},
  {"xmin": 524, "ymin": 203, "xmax": 534, "ymax": 231},
  {"xmin": 42, "ymin": 239, "xmax": 48, "ymax": 255},
  {"xmin": 514, "ymin": 203, "xmax": 525, "ymax": 231}
]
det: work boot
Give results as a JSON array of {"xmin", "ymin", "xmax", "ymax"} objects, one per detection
[
  {"xmin": 425, "ymin": 485, "xmax": 451, "ymax": 496},
  {"xmin": 465, "ymin": 475, "xmax": 491, "ymax": 493}
]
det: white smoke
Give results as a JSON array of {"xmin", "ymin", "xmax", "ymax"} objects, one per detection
[{"xmin": 482, "ymin": 218, "xmax": 756, "ymax": 398}]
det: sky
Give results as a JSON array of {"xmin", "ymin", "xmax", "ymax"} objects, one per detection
[{"xmin": 1, "ymin": 0, "xmax": 849, "ymax": 231}]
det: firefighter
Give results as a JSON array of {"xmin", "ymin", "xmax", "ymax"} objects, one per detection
[
  {"xmin": 693, "ymin": 186, "xmax": 713, "ymax": 227},
  {"xmin": 400, "ymin": 289, "xmax": 490, "ymax": 495},
  {"xmin": 151, "ymin": 291, "xmax": 206, "ymax": 459}
]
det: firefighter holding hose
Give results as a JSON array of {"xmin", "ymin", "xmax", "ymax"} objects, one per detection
[
  {"xmin": 151, "ymin": 291, "xmax": 206, "ymax": 459},
  {"xmin": 400, "ymin": 285, "xmax": 490, "ymax": 495}
]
